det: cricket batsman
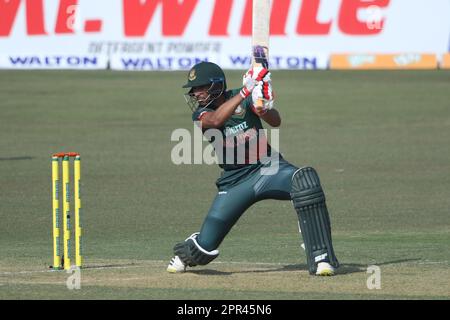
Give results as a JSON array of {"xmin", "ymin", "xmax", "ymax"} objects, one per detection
[{"xmin": 167, "ymin": 62, "xmax": 339, "ymax": 276}]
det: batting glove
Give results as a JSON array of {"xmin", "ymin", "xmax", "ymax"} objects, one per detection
[
  {"xmin": 240, "ymin": 67, "xmax": 270, "ymax": 99},
  {"xmin": 261, "ymin": 78, "xmax": 274, "ymax": 101},
  {"xmin": 251, "ymin": 79, "xmax": 274, "ymax": 115}
]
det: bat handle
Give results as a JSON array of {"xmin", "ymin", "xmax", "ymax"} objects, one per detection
[{"xmin": 256, "ymin": 98, "xmax": 264, "ymax": 108}]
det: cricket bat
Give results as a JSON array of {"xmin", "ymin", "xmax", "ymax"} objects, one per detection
[{"xmin": 252, "ymin": 0, "xmax": 270, "ymax": 107}]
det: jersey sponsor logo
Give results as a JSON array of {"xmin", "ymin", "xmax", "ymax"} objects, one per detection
[
  {"xmin": 171, "ymin": 122, "xmax": 280, "ymax": 175},
  {"xmin": 224, "ymin": 122, "xmax": 248, "ymax": 137}
]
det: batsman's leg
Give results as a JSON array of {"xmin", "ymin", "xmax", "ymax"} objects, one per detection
[
  {"xmin": 290, "ymin": 167, "xmax": 339, "ymax": 275},
  {"xmin": 168, "ymin": 180, "xmax": 257, "ymax": 273}
]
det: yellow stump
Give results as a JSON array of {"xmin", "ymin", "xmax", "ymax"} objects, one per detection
[
  {"xmin": 62, "ymin": 155, "xmax": 71, "ymax": 270},
  {"xmin": 74, "ymin": 155, "xmax": 82, "ymax": 267},
  {"xmin": 52, "ymin": 156, "xmax": 61, "ymax": 269}
]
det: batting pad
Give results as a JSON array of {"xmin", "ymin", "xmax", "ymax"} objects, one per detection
[{"xmin": 291, "ymin": 167, "xmax": 339, "ymax": 274}]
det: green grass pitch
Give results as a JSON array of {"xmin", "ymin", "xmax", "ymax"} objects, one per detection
[{"xmin": 0, "ymin": 70, "xmax": 449, "ymax": 299}]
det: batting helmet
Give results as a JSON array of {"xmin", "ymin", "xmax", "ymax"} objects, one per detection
[{"xmin": 182, "ymin": 61, "xmax": 227, "ymax": 91}]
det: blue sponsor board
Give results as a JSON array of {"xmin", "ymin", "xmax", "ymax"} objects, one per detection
[
  {"xmin": 115, "ymin": 56, "xmax": 209, "ymax": 71},
  {"xmin": 1, "ymin": 54, "xmax": 328, "ymax": 70},
  {"xmin": 113, "ymin": 54, "xmax": 327, "ymax": 70},
  {"xmin": 228, "ymin": 55, "xmax": 328, "ymax": 70},
  {"xmin": 1, "ymin": 55, "xmax": 107, "ymax": 69}
]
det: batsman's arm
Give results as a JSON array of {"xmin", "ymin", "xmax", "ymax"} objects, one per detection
[
  {"xmin": 260, "ymin": 108, "xmax": 281, "ymax": 127},
  {"xmin": 199, "ymin": 94, "xmax": 244, "ymax": 129}
]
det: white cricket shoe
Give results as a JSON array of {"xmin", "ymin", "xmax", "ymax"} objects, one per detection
[
  {"xmin": 315, "ymin": 262, "xmax": 335, "ymax": 276},
  {"xmin": 167, "ymin": 256, "xmax": 186, "ymax": 273}
]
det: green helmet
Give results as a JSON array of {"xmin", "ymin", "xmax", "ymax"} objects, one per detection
[
  {"xmin": 182, "ymin": 61, "xmax": 227, "ymax": 90},
  {"xmin": 183, "ymin": 62, "xmax": 227, "ymax": 111}
]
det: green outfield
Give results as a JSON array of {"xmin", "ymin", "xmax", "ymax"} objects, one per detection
[{"xmin": 0, "ymin": 70, "xmax": 449, "ymax": 300}]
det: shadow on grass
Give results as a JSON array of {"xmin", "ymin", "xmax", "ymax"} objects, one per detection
[
  {"xmin": 82, "ymin": 262, "xmax": 140, "ymax": 270},
  {"xmin": 0, "ymin": 156, "xmax": 34, "ymax": 161},
  {"xmin": 189, "ymin": 258, "xmax": 422, "ymax": 276},
  {"xmin": 337, "ymin": 258, "xmax": 422, "ymax": 275},
  {"xmin": 47, "ymin": 262, "xmax": 144, "ymax": 272}
]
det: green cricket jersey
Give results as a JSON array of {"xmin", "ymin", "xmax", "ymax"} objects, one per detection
[
  {"xmin": 192, "ymin": 89, "xmax": 275, "ymax": 190},
  {"xmin": 192, "ymin": 89, "xmax": 272, "ymax": 170}
]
